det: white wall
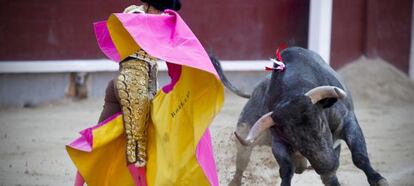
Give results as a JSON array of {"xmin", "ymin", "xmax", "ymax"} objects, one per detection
[
  {"xmin": 308, "ymin": 0, "xmax": 333, "ymax": 64},
  {"xmin": 0, "ymin": 60, "xmax": 271, "ymax": 73}
]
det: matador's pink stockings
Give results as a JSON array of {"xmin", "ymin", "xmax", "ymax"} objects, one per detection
[{"xmin": 128, "ymin": 165, "xmax": 147, "ymax": 186}]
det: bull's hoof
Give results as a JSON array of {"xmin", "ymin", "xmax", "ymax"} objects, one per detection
[
  {"xmin": 229, "ymin": 172, "xmax": 243, "ymax": 186},
  {"xmin": 228, "ymin": 178, "xmax": 242, "ymax": 186},
  {"xmin": 373, "ymin": 178, "xmax": 389, "ymax": 186},
  {"xmin": 294, "ymin": 159, "xmax": 308, "ymax": 174},
  {"xmin": 295, "ymin": 166, "xmax": 306, "ymax": 174}
]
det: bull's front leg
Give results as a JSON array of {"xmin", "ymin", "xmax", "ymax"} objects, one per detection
[
  {"xmin": 342, "ymin": 114, "xmax": 388, "ymax": 186},
  {"xmin": 271, "ymin": 136, "xmax": 293, "ymax": 186},
  {"xmin": 230, "ymin": 123, "xmax": 254, "ymax": 186},
  {"xmin": 229, "ymin": 140, "xmax": 253, "ymax": 186}
]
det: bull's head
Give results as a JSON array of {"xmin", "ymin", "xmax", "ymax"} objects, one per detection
[{"xmin": 235, "ymin": 86, "xmax": 346, "ymax": 172}]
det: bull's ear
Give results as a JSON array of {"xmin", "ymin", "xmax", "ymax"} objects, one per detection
[{"xmin": 316, "ymin": 98, "xmax": 338, "ymax": 108}]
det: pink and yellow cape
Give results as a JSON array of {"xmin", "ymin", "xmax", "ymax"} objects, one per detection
[{"xmin": 66, "ymin": 10, "xmax": 224, "ymax": 186}]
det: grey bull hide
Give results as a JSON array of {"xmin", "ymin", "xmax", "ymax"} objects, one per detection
[{"xmin": 210, "ymin": 47, "xmax": 388, "ymax": 186}]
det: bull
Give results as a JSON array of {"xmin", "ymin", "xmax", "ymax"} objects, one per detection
[{"xmin": 210, "ymin": 47, "xmax": 388, "ymax": 186}]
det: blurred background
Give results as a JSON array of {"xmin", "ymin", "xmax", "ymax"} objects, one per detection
[
  {"xmin": 0, "ymin": 0, "xmax": 412, "ymax": 106},
  {"xmin": 0, "ymin": 0, "xmax": 413, "ymax": 185}
]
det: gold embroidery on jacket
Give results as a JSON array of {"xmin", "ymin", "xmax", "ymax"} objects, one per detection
[{"xmin": 116, "ymin": 52, "xmax": 156, "ymax": 166}]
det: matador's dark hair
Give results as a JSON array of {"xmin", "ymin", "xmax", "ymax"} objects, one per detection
[{"xmin": 141, "ymin": 0, "xmax": 181, "ymax": 11}]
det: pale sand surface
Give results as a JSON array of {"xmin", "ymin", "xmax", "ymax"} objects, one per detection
[{"xmin": 1, "ymin": 58, "xmax": 414, "ymax": 185}]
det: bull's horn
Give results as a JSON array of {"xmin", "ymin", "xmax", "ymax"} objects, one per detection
[
  {"xmin": 234, "ymin": 112, "xmax": 276, "ymax": 146},
  {"xmin": 305, "ymin": 86, "xmax": 347, "ymax": 104}
]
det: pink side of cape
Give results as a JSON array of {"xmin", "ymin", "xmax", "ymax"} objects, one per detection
[
  {"xmin": 76, "ymin": 10, "xmax": 219, "ymax": 185},
  {"xmin": 196, "ymin": 129, "xmax": 219, "ymax": 186},
  {"xmin": 93, "ymin": 21, "xmax": 120, "ymax": 62},
  {"xmin": 93, "ymin": 10, "xmax": 218, "ymax": 77}
]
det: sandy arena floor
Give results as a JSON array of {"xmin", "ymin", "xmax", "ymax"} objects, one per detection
[{"xmin": 0, "ymin": 93, "xmax": 413, "ymax": 186}]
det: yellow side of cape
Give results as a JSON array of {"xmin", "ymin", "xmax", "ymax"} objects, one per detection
[{"xmin": 66, "ymin": 115, "xmax": 135, "ymax": 186}]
